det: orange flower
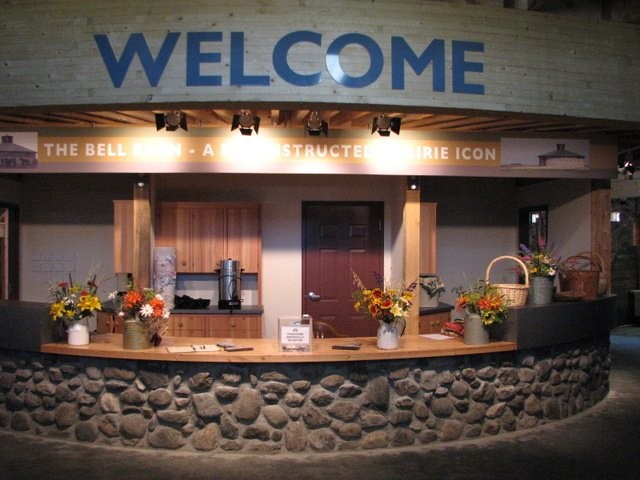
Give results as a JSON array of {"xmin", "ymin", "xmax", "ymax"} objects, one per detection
[{"xmin": 124, "ymin": 290, "xmax": 142, "ymax": 309}]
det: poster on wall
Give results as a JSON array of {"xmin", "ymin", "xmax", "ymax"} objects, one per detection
[
  {"xmin": 0, "ymin": 132, "xmax": 38, "ymax": 169},
  {"xmin": 500, "ymin": 138, "xmax": 589, "ymax": 170}
]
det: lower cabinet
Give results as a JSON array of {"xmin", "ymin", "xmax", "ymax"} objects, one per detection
[
  {"xmin": 96, "ymin": 311, "xmax": 123, "ymax": 334},
  {"xmin": 169, "ymin": 314, "xmax": 262, "ymax": 338},
  {"xmin": 169, "ymin": 315, "xmax": 207, "ymax": 337},
  {"xmin": 419, "ymin": 310, "xmax": 452, "ymax": 334}
]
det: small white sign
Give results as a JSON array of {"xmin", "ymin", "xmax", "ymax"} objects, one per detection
[{"xmin": 279, "ymin": 315, "xmax": 312, "ymax": 352}]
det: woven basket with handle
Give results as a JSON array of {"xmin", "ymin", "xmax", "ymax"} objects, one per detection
[
  {"xmin": 485, "ymin": 255, "xmax": 529, "ymax": 307},
  {"xmin": 559, "ymin": 254, "xmax": 601, "ymax": 300}
]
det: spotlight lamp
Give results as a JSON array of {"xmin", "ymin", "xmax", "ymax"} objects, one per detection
[
  {"xmin": 231, "ymin": 111, "xmax": 261, "ymax": 135},
  {"xmin": 155, "ymin": 111, "xmax": 188, "ymax": 131},
  {"xmin": 407, "ymin": 176, "xmax": 419, "ymax": 191},
  {"xmin": 305, "ymin": 111, "xmax": 328, "ymax": 137},
  {"xmin": 372, "ymin": 114, "xmax": 401, "ymax": 136}
]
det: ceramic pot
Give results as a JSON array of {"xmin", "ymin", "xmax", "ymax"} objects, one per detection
[
  {"xmin": 463, "ymin": 314, "xmax": 489, "ymax": 345},
  {"xmin": 377, "ymin": 322, "xmax": 400, "ymax": 350},
  {"xmin": 421, "ymin": 295, "xmax": 440, "ymax": 308},
  {"xmin": 123, "ymin": 319, "xmax": 151, "ymax": 350},
  {"xmin": 67, "ymin": 319, "xmax": 90, "ymax": 346},
  {"xmin": 529, "ymin": 276, "xmax": 554, "ymax": 305}
]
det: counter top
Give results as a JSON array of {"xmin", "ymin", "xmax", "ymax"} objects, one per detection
[
  {"xmin": 99, "ymin": 301, "xmax": 264, "ymax": 316},
  {"xmin": 40, "ymin": 334, "xmax": 515, "ymax": 363},
  {"xmin": 171, "ymin": 305, "xmax": 264, "ymax": 315},
  {"xmin": 419, "ymin": 302, "xmax": 454, "ymax": 316}
]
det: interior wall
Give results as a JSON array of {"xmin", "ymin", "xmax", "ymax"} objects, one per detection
[
  {"xmin": 516, "ymin": 179, "xmax": 592, "ymax": 264},
  {"xmin": 11, "ymin": 173, "xmax": 594, "ymax": 337},
  {"xmin": 420, "ymin": 177, "xmax": 519, "ymax": 312}
]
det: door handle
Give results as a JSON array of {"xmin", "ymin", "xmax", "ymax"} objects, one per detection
[{"xmin": 307, "ymin": 291, "xmax": 321, "ymax": 302}]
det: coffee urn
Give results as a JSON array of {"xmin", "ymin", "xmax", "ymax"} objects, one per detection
[{"xmin": 217, "ymin": 259, "xmax": 243, "ymax": 309}]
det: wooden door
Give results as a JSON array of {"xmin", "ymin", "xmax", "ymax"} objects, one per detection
[{"xmin": 302, "ymin": 202, "xmax": 384, "ymax": 337}]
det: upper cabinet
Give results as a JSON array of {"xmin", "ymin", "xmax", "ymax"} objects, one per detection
[
  {"xmin": 155, "ymin": 202, "xmax": 261, "ymax": 274},
  {"xmin": 226, "ymin": 206, "xmax": 261, "ymax": 273}
]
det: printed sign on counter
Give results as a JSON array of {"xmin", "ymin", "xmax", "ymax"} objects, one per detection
[{"xmin": 278, "ymin": 315, "xmax": 312, "ymax": 352}]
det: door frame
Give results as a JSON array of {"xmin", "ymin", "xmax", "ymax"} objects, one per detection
[{"xmin": 0, "ymin": 202, "xmax": 19, "ymax": 300}]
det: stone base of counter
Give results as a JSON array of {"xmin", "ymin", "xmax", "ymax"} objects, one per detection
[{"xmin": 0, "ymin": 335, "xmax": 610, "ymax": 454}]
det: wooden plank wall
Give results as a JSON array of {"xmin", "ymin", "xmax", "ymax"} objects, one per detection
[{"xmin": 1, "ymin": 1, "xmax": 639, "ymax": 126}]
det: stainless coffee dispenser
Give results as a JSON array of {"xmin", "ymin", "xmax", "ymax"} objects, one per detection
[{"xmin": 216, "ymin": 259, "xmax": 242, "ymax": 309}]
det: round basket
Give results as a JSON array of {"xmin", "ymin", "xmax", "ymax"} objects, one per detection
[
  {"xmin": 576, "ymin": 251, "xmax": 607, "ymax": 296},
  {"xmin": 559, "ymin": 255, "xmax": 601, "ymax": 300},
  {"xmin": 485, "ymin": 255, "xmax": 529, "ymax": 307}
]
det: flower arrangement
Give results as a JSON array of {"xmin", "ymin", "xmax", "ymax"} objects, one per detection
[
  {"xmin": 49, "ymin": 274, "xmax": 102, "ymax": 327},
  {"xmin": 453, "ymin": 279, "xmax": 508, "ymax": 326},
  {"xmin": 420, "ymin": 275, "xmax": 445, "ymax": 299},
  {"xmin": 352, "ymin": 270, "xmax": 417, "ymax": 327},
  {"xmin": 109, "ymin": 285, "xmax": 170, "ymax": 346},
  {"xmin": 519, "ymin": 238, "xmax": 560, "ymax": 278}
]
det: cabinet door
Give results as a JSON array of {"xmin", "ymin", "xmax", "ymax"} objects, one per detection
[
  {"xmin": 226, "ymin": 206, "xmax": 261, "ymax": 273},
  {"xmin": 419, "ymin": 311, "xmax": 451, "ymax": 334},
  {"xmin": 157, "ymin": 206, "xmax": 192, "ymax": 272},
  {"xmin": 96, "ymin": 311, "xmax": 116, "ymax": 334},
  {"xmin": 192, "ymin": 207, "xmax": 225, "ymax": 272},
  {"xmin": 209, "ymin": 315, "xmax": 262, "ymax": 338},
  {"xmin": 169, "ymin": 315, "xmax": 208, "ymax": 337}
]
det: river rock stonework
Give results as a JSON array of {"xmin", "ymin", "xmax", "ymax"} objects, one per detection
[{"xmin": 0, "ymin": 336, "xmax": 610, "ymax": 453}]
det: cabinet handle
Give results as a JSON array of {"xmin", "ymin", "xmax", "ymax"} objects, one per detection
[
  {"xmin": 178, "ymin": 321, "xmax": 184, "ymax": 328},
  {"xmin": 231, "ymin": 319, "xmax": 236, "ymax": 328}
]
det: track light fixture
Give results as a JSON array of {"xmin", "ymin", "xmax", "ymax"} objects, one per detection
[
  {"xmin": 305, "ymin": 111, "xmax": 328, "ymax": 137},
  {"xmin": 407, "ymin": 176, "xmax": 419, "ymax": 191},
  {"xmin": 231, "ymin": 111, "xmax": 260, "ymax": 135},
  {"xmin": 372, "ymin": 114, "xmax": 401, "ymax": 136},
  {"xmin": 155, "ymin": 111, "xmax": 188, "ymax": 131}
]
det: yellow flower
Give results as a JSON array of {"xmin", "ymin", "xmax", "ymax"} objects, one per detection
[
  {"xmin": 49, "ymin": 302, "xmax": 65, "ymax": 320},
  {"xmin": 79, "ymin": 294, "xmax": 101, "ymax": 312}
]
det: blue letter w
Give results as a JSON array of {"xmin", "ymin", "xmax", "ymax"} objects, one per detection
[{"xmin": 94, "ymin": 33, "xmax": 180, "ymax": 87}]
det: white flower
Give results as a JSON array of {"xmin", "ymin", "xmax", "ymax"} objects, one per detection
[
  {"xmin": 139, "ymin": 303, "xmax": 154, "ymax": 317},
  {"xmin": 108, "ymin": 291, "xmax": 118, "ymax": 300}
]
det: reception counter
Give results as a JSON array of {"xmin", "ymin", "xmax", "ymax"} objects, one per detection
[
  {"xmin": 0, "ymin": 297, "xmax": 614, "ymax": 454},
  {"xmin": 40, "ymin": 334, "xmax": 515, "ymax": 363}
]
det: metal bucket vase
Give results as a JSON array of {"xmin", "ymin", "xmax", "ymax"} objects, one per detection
[
  {"xmin": 123, "ymin": 319, "xmax": 151, "ymax": 350},
  {"xmin": 463, "ymin": 314, "xmax": 489, "ymax": 345},
  {"xmin": 528, "ymin": 276, "xmax": 554, "ymax": 305}
]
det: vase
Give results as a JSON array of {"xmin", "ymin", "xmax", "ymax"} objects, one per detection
[
  {"xmin": 463, "ymin": 314, "xmax": 489, "ymax": 345},
  {"xmin": 123, "ymin": 319, "xmax": 151, "ymax": 350},
  {"xmin": 529, "ymin": 276, "xmax": 553, "ymax": 305},
  {"xmin": 67, "ymin": 319, "xmax": 90, "ymax": 346},
  {"xmin": 377, "ymin": 322, "xmax": 400, "ymax": 350},
  {"xmin": 421, "ymin": 295, "xmax": 440, "ymax": 308}
]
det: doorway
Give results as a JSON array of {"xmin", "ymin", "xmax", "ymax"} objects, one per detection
[
  {"xmin": 0, "ymin": 204, "xmax": 19, "ymax": 300},
  {"xmin": 518, "ymin": 205, "xmax": 548, "ymax": 249},
  {"xmin": 302, "ymin": 201, "xmax": 384, "ymax": 337}
]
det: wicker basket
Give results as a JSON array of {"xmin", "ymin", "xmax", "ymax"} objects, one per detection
[
  {"xmin": 485, "ymin": 255, "xmax": 529, "ymax": 307},
  {"xmin": 576, "ymin": 251, "xmax": 608, "ymax": 296},
  {"xmin": 559, "ymin": 255, "xmax": 601, "ymax": 300}
]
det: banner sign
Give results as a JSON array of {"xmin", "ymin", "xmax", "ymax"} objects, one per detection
[
  {"xmin": 0, "ymin": 130, "xmax": 595, "ymax": 177},
  {"xmin": 0, "ymin": 130, "xmax": 502, "ymax": 174}
]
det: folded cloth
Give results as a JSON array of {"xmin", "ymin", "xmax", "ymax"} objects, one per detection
[
  {"xmin": 441, "ymin": 319, "xmax": 464, "ymax": 338},
  {"xmin": 174, "ymin": 295, "xmax": 211, "ymax": 309}
]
